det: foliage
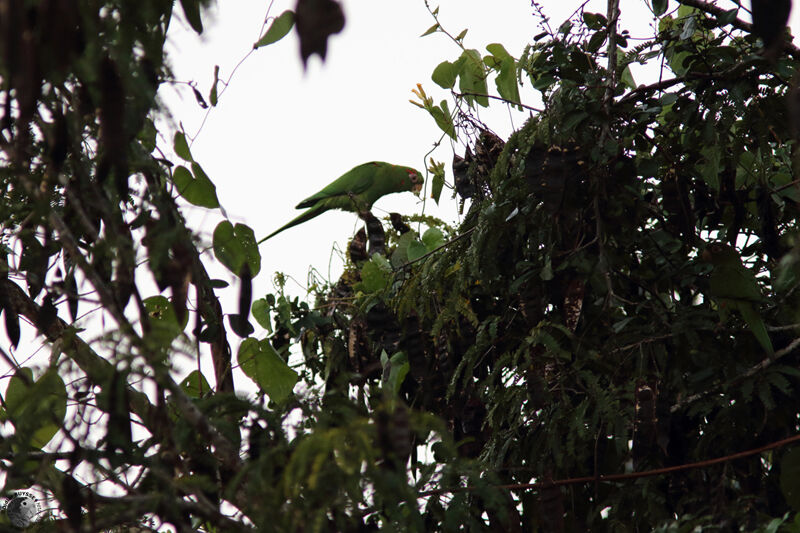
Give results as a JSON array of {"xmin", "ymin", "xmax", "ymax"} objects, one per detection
[{"xmin": 2, "ymin": 0, "xmax": 800, "ymax": 531}]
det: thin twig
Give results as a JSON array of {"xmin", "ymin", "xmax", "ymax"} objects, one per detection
[
  {"xmin": 454, "ymin": 91, "xmax": 543, "ymax": 113},
  {"xmin": 421, "ymin": 432, "xmax": 800, "ymax": 497}
]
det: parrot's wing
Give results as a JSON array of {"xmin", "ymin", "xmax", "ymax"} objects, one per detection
[
  {"xmin": 296, "ymin": 162, "xmax": 380, "ymax": 209},
  {"xmin": 710, "ymin": 264, "xmax": 765, "ymax": 303}
]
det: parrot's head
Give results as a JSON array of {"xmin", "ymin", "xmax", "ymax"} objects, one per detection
[
  {"xmin": 405, "ymin": 168, "xmax": 424, "ymax": 196},
  {"xmin": 701, "ymin": 242, "xmax": 739, "ymax": 266}
]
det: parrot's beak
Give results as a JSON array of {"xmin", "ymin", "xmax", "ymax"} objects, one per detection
[{"xmin": 412, "ymin": 181, "xmax": 423, "ymax": 196}]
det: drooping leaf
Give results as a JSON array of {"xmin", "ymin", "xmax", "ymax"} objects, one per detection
[
  {"xmin": 180, "ymin": 370, "xmax": 211, "ymax": 398},
  {"xmin": 406, "ymin": 240, "xmax": 428, "ymax": 262},
  {"xmin": 381, "ymin": 350, "xmax": 409, "ymax": 396},
  {"xmin": 229, "ymin": 313, "xmax": 255, "ymax": 338},
  {"xmin": 653, "ymin": 0, "xmax": 669, "ymax": 16},
  {"xmin": 212, "ymin": 221, "xmax": 261, "ymax": 276},
  {"xmin": 172, "ymin": 165, "xmax": 220, "ymax": 209},
  {"xmin": 143, "ymin": 295, "xmax": 185, "ymax": 346},
  {"xmin": 458, "ymin": 49, "xmax": 489, "ymax": 106},
  {"xmin": 582, "ymin": 12, "xmax": 608, "ymax": 30},
  {"xmin": 174, "ymin": 132, "xmax": 192, "ymax": 161},
  {"xmin": 494, "ymin": 56, "xmax": 520, "ymax": 106},
  {"xmin": 192, "ymin": 86, "xmax": 208, "ymax": 108},
  {"xmin": 252, "ymin": 298, "xmax": 272, "ymax": 332},
  {"xmin": 238, "ymin": 338, "xmax": 299, "ymax": 402},
  {"xmin": 422, "ymin": 227, "xmax": 446, "ymax": 251},
  {"xmin": 2, "ymin": 368, "xmax": 67, "ymax": 449},
  {"xmin": 432, "ymin": 60, "xmax": 458, "ymax": 89},
  {"xmin": 2, "ymin": 299, "xmax": 20, "ymax": 349},
  {"xmin": 431, "ymin": 167, "xmax": 445, "ymax": 204},
  {"xmin": 431, "ymin": 100, "xmax": 456, "ymax": 140},
  {"xmin": 356, "ymin": 257, "xmax": 390, "ymax": 294},
  {"xmin": 180, "ymin": 0, "xmax": 203, "ymax": 34},
  {"xmin": 254, "ymin": 10, "xmax": 296, "ymax": 48},
  {"xmin": 209, "ymin": 65, "xmax": 220, "ymax": 106}
]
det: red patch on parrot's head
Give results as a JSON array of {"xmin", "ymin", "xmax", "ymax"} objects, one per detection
[{"xmin": 406, "ymin": 169, "xmax": 423, "ymax": 194}]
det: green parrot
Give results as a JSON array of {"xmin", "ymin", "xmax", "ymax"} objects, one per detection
[
  {"xmin": 702, "ymin": 243, "xmax": 774, "ymax": 357},
  {"xmin": 260, "ymin": 162, "xmax": 423, "ymax": 242}
]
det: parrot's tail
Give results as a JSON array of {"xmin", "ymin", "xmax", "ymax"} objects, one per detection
[
  {"xmin": 259, "ymin": 204, "xmax": 328, "ymax": 243},
  {"xmin": 737, "ymin": 303, "xmax": 775, "ymax": 357}
]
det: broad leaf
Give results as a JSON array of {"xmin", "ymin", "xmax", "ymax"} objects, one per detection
[
  {"xmin": 180, "ymin": 370, "xmax": 211, "ymax": 398},
  {"xmin": 238, "ymin": 338, "xmax": 298, "ymax": 402},
  {"xmin": 254, "ymin": 10, "xmax": 295, "ymax": 48},
  {"xmin": 172, "ymin": 164, "xmax": 220, "ymax": 208},
  {"xmin": 2, "ymin": 368, "xmax": 67, "ymax": 449},
  {"xmin": 213, "ymin": 221, "xmax": 261, "ymax": 276}
]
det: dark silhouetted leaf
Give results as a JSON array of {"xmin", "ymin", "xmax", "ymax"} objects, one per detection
[
  {"xmin": 180, "ymin": 0, "xmax": 204, "ymax": 34},
  {"xmin": 295, "ymin": 0, "xmax": 345, "ymax": 66}
]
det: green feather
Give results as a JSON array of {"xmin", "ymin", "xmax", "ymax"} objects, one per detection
[
  {"xmin": 704, "ymin": 243, "xmax": 774, "ymax": 357},
  {"xmin": 261, "ymin": 162, "xmax": 423, "ymax": 242}
]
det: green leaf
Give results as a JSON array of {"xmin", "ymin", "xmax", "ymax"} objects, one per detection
[
  {"xmin": 431, "ymin": 101, "xmax": 456, "ymax": 140},
  {"xmin": 2, "ymin": 368, "xmax": 67, "ymax": 449},
  {"xmin": 172, "ymin": 164, "xmax": 220, "ymax": 209},
  {"xmin": 391, "ymin": 232, "xmax": 416, "ymax": 267},
  {"xmin": 533, "ymin": 76, "xmax": 558, "ymax": 91},
  {"xmin": 421, "ymin": 23, "xmax": 439, "ymax": 37},
  {"xmin": 209, "ymin": 65, "xmax": 219, "ymax": 106},
  {"xmin": 254, "ymin": 10, "xmax": 295, "ymax": 48},
  {"xmin": 180, "ymin": 0, "xmax": 203, "ymax": 34},
  {"xmin": 582, "ymin": 12, "xmax": 608, "ymax": 30},
  {"xmin": 619, "ymin": 64, "xmax": 636, "ymax": 89},
  {"xmin": 252, "ymin": 298, "xmax": 272, "ymax": 332},
  {"xmin": 587, "ymin": 30, "xmax": 607, "ymax": 53},
  {"xmin": 144, "ymin": 295, "xmax": 185, "ymax": 346},
  {"xmin": 371, "ymin": 253, "xmax": 392, "ymax": 272},
  {"xmin": 238, "ymin": 338, "xmax": 298, "ymax": 402},
  {"xmin": 486, "ymin": 43, "xmax": 513, "ymax": 61},
  {"xmin": 213, "ymin": 221, "xmax": 261, "ymax": 276},
  {"xmin": 782, "ymin": 448, "xmax": 800, "ymax": 510},
  {"xmin": 454, "ymin": 28, "xmax": 468, "ymax": 42},
  {"xmin": 432, "ymin": 60, "xmax": 458, "ymax": 89},
  {"xmin": 431, "ymin": 168, "xmax": 444, "ymax": 204},
  {"xmin": 652, "ymin": 0, "xmax": 668, "ymax": 16},
  {"xmin": 494, "ymin": 56, "xmax": 520, "ymax": 106},
  {"xmin": 173, "ymin": 132, "xmax": 192, "ymax": 161},
  {"xmin": 422, "ymin": 227, "xmax": 445, "ymax": 251},
  {"xmin": 563, "ymin": 110, "xmax": 589, "ymax": 131},
  {"xmin": 407, "ymin": 240, "xmax": 428, "ymax": 262},
  {"xmin": 458, "ymin": 49, "xmax": 489, "ymax": 106},
  {"xmin": 381, "ymin": 351, "xmax": 409, "ymax": 395},
  {"xmin": 357, "ymin": 258, "xmax": 390, "ymax": 293},
  {"xmin": 180, "ymin": 370, "xmax": 211, "ymax": 398},
  {"xmin": 718, "ymin": 7, "xmax": 738, "ymax": 25}
]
